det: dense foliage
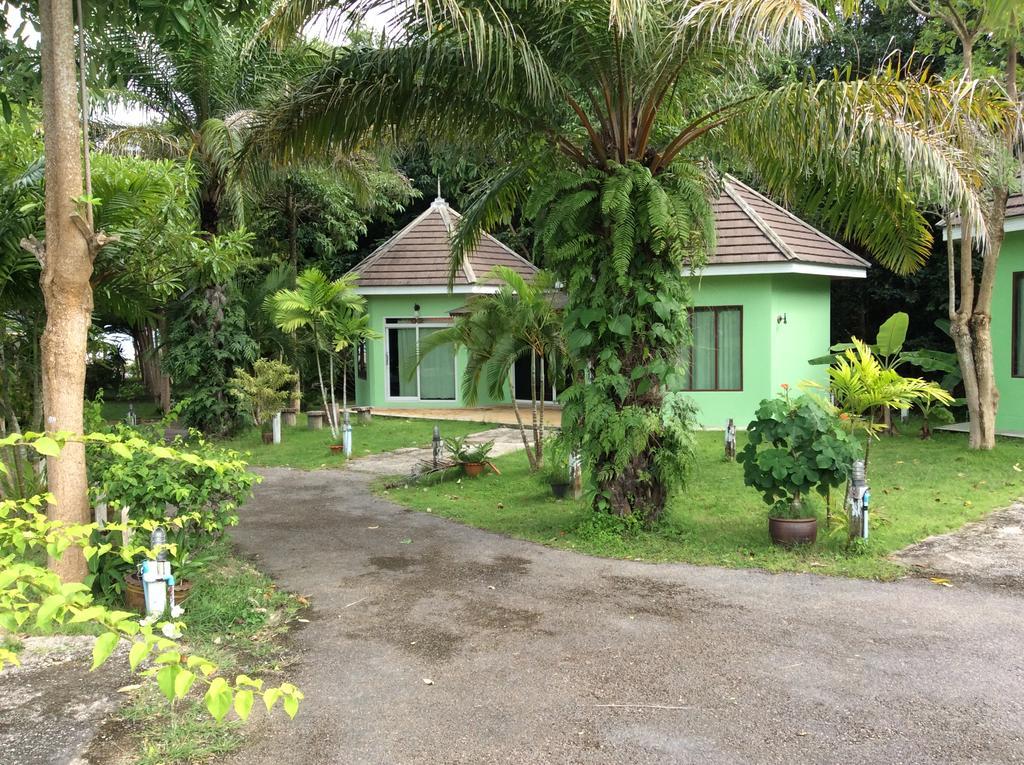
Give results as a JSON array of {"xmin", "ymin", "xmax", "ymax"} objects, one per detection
[
  {"xmin": 739, "ymin": 391, "xmax": 862, "ymax": 517},
  {"xmin": 531, "ymin": 163, "xmax": 711, "ymax": 518},
  {"xmin": 261, "ymin": 0, "xmax": 1009, "ymax": 523},
  {"xmin": 0, "ymin": 431, "xmax": 301, "ymax": 720}
]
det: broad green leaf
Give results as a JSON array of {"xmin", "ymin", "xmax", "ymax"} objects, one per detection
[
  {"xmin": 91, "ymin": 632, "xmax": 120, "ymax": 671},
  {"xmin": 234, "ymin": 689, "xmax": 254, "ymax": 720},
  {"xmin": 263, "ymin": 687, "xmax": 282, "ymax": 712},
  {"xmin": 283, "ymin": 694, "xmax": 299, "ymax": 719},
  {"xmin": 174, "ymin": 669, "xmax": 196, "ymax": 699},
  {"xmin": 129, "ymin": 640, "xmax": 151, "ymax": 671},
  {"xmin": 36, "ymin": 594, "xmax": 64, "ymax": 627},
  {"xmin": 109, "ymin": 442, "xmax": 133, "ymax": 460},
  {"xmin": 33, "ymin": 437, "xmax": 61, "ymax": 457},
  {"xmin": 607, "ymin": 315, "xmax": 632, "ymax": 335},
  {"xmin": 157, "ymin": 664, "xmax": 180, "ymax": 701},
  {"xmin": 205, "ymin": 677, "xmax": 233, "ymax": 721},
  {"xmin": 874, "ymin": 312, "xmax": 908, "ymax": 356}
]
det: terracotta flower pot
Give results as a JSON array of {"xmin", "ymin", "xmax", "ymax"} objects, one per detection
[
  {"xmin": 124, "ymin": 572, "xmax": 194, "ymax": 613},
  {"xmin": 329, "ymin": 444, "xmax": 344, "ymax": 454},
  {"xmin": 768, "ymin": 516, "xmax": 818, "ymax": 547},
  {"xmin": 463, "ymin": 462, "xmax": 485, "ymax": 478},
  {"xmin": 261, "ymin": 431, "xmax": 274, "ymax": 445}
]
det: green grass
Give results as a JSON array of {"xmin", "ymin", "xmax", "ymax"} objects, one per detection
[
  {"xmin": 219, "ymin": 414, "xmax": 497, "ymax": 470},
  {"xmin": 383, "ymin": 428, "xmax": 1024, "ymax": 580},
  {"xmin": 101, "ymin": 399, "xmax": 162, "ymax": 422},
  {"xmin": 116, "ymin": 541, "xmax": 301, "ymax": 764}
]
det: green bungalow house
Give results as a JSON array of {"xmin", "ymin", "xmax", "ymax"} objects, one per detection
[
  {"xmin": 946, "ymin": 192, "xmax": 1024, "ymax": 434},
  {"xmin": 350, "ymin": 177, "xmax": 868, "ymax": 427}
]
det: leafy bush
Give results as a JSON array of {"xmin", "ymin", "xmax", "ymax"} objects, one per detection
[
  {"xmin": 164, "ymin": 287, "xmax": 259, "ymax": 436},
  {"xmin": 228, "ymin": 359, "xmax": 298, "ymax": 427},
  {"xmin": 738, "ymin": 389, "xmax": 861, "ymax": 518},
  {"xmin": 0, "ymin": 431, "xmax": 302, "ymax": 721},
  {"xmin": 88, "ymin": 426, "xmax": 256, "ymax": 534},
  {"xmin": 445, "ymin": 436, "xmax": 494, "ymax": 464},
  {"xmin": 117, "ymin": 380, "xmax": 147, "ymax": 401}
]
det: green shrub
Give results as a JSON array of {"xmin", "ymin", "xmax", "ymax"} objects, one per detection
[{"xmin": 738, "ymin": 389, "xmax": 861, "ymax": 518}]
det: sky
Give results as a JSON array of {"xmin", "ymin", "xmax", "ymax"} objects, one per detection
[{"xmin": 4, "ymin": 3, "xmax": 390, "ymax": 125}]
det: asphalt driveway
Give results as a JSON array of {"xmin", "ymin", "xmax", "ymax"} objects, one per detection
[{"xmin": 225, "ymin": 466, "xmax": 1024, "ymax": 765}]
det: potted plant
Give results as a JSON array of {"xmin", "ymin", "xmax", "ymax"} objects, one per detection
[
  {"xmin": 738, "ymin": 388, "xmax": 861, "ymax": 546},
  {"xmin": 445, "ymin": 436, "xmax": 495, "ymax": 477},
  {"xmin": 229, "ymin": 359, "xmax": 298, "ymax": 444},
  {"xmin": 543, "ymin": 461, "xmax": 572, "ymax": 498},
  {"xmin": 123, "ymin": 532, "xmax": 214, "ymax": 613}
]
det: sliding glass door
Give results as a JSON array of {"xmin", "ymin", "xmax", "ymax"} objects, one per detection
[{"xmin": 386, "ymin": 322, "xmax": 456, "ymax": 401}]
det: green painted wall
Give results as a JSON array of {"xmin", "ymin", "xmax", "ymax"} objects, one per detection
[
  {"xmin": 993, "ymin": 230, "xmax": 1024, "ymax": 431},
  {"xmin": 685, "ymin": 274, "xmax": 831, "ymax": 428},
  {"xmin": 357, "ymin": 273, "xmax": 835, "ymax": 427},
  {"xmin": 355, "ymin": 293, "xmax": 508, "ymax": 409}
]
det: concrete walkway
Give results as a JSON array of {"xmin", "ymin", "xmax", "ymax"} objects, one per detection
[
  {"xmin": 343, "ymin": 426, "xmax": 527, "ymax": 479},
  {"xmin": 375, "ymin": 405, "xmax": 563, "ymax": 428},
  {"xmin": 226, "ymin": 467, "xmax": 1024, "ymax": 765},
  {"xmin": 891, "ymin": 501, "xmax": 1024, "ymax": 588}
]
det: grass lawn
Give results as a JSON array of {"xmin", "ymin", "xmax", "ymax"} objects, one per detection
[
  {"xmin": 383, "ymin": 428, "xmax": 1024, "ymax": 580},
  {"xmin": 100, "ymin": 399, "xmax": 163, "ymax": 422},
  {"xmin": 219, "ymin": 414, "xmax": 497, "ymax": 470},
  {"xmin": 116, "ymin": 541, "xmax": 301, "ymax": 764}
]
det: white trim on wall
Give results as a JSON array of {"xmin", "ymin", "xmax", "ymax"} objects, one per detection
[
  {"xmin": 357, "ymin": 285, "xmax": 502, "ymax": 296},
  {"xmin": 688, "ymin": 262, "xmax": 868, "ymax": 279},
  {"xmin": 945, "ymin": 216, "xmax": 1024, "ymax": 242}
]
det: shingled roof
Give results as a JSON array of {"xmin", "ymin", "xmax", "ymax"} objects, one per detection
[
  {"xmin": 352, "ymin": 181, "xmax": 866, "ymax": 292},
  {"xmin": 349, "ymin": 196, "xmax": 537, "ymax": 289},
  {"xmin": 1007, "ymin": 192, "xmax": 1024, "ymax": 220},
  {"xmin": 708, "ymin": 176, "xmax": 869, "ymax": 272}
]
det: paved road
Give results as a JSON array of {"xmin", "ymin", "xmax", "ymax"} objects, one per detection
[{"xmin": 226, "ymin": 467, "xmax": 1024, "ymax": 765}]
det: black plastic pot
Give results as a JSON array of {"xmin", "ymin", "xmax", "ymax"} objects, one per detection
[{"xmin": 550, "ymin": 481, "xmax": 571, "ymax": 499}]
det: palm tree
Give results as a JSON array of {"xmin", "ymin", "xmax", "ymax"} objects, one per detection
[
  {"xmin": 418, "ymin": 267, "xmax": 564, "ymax": 470},
  {"xmin": 261, "ymin": 0, "xmax": 1012, "ymax": 522},
  {"xmin": 333, "ymin": 312, "xmax": 381, "ymax": 450},
  {"xmin": 267, "ymin": 268, "xmax": 364, "ymax": 438}
]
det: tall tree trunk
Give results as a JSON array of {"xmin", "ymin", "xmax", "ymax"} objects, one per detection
[
  {"xmin": 37, "ymin": 0, "xmax": 92, "ymax": 582},
  {"xmin": 945, "ymin": 30, "xmax": 1017, "ymax": 451},
  {"xmin": 508, "ymin": 370, "xmax": 537, "ymax": 470}
]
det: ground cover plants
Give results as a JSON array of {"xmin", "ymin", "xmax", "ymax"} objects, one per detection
[
  {"xmin": 383, "ymin": 428, "xmax": 1024, "ymax": 580},
  {"xmin": 220, "ymin": 415, "xmax": 497, "ymax": 470}
]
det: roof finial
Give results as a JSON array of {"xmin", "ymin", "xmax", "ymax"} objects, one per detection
[{"xmin": 436, "ymin": 176, "xmax": 442, "ymax": 201}]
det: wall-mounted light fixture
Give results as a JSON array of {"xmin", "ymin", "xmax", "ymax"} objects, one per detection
[{"xmin": 776, "ymin": 313, "xmax": 788, "ymax": 325}]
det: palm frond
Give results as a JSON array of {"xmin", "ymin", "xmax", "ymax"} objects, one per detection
[{"xmin": 720, "ymin": 70, "xmax": 1017, "ymax": 272}]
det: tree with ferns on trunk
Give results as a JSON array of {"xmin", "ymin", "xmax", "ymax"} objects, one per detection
[{"xmin": 259, "ymin": 0, "xmax": 1015, "ymax": 523}]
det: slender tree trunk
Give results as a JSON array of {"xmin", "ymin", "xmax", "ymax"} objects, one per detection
[
  {"xmin": 509, "ymin": 370, "xmax": 537, "ymax": 470},
  {"xmin": 537, "ymin": 353, "xmax": 546, "ymax": 468},
  {"xmin": 944, "ymin": 30, "xmax": 1017, "ymax": 451},
  {"xmin": 311, "ymin": 329, "xmax": 336, "ymax": 438},
  {"xmin": 530, "ymin": 351, "xmax": 539, "ymax": 463},
  {"xmin": 327, "ymin": 352, "xmax": 339, "ymax": 437},
  {"xmin": 37, "ymin": 0, "xmax": 92, "ymax": 582},
  {"xmin": 29, "ymin": 319, "xmax": 43, "ymax": 431},
  {"xmin": 155, "ymin": 315, "xmax": 171, "ymax": 413}
]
